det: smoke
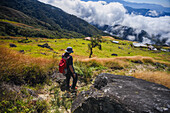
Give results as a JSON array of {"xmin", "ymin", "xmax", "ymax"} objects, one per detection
[{"xmin": 39, "ymin": 0, "xmax": 170, "ymax": 45}]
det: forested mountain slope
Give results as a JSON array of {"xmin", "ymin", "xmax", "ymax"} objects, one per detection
[{"xmin": 0, "ymin": 0, "xmax": 105, "ymax": 38}]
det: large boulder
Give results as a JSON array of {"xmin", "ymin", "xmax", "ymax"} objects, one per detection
[{"xmin": 71, "ymin": 73, "xmax": 170, "ymax": 113}]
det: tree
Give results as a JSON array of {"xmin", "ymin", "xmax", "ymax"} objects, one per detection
[{"xmin": 88, "ymin": 35, "xmax": 102, "ymax": 58}]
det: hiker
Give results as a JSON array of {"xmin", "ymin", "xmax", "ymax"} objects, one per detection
[{"xmin": 60, "ymin": 47, "xmax": 77, "ymax": 90}]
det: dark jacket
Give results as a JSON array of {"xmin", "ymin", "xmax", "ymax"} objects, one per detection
[{"xmin": 63, "ymin": 53, "xmax": 74, "ymax": 74}]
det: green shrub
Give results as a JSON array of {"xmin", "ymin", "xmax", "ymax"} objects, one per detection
[
  {"xmin": 23, "ymin": 65, "xmax": 49, "ymax": 86},
  {"xmin": 36, "ymin": 100, "xmax": 49, "ymax": 113},
  {"xmin": 74, "ymin": 60, "xmax": 92, "ymax": 83},
  {"xmin": 104, "ymin": 61, "xmax": 124, "ymax": 70},
  {"xmin": 0, "ymin": 86, "xmax": 49, "ymax": 113},
  {"xmin": 74, "ymin": 60, "xmax": 107, "ymax": 83}
]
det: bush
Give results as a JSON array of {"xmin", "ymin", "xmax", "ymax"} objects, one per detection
[
  {"xmin": 142, "ymin": 57, "xmax": 154, "ymax": 64},
  {"xmin": 74, "ymin": 60, "xmax": 92, "ymax": 83},
  {"xmin": 0, "ymin": 83, "xmax": 49, "ymax": 113},
  {"xmin": 74, "ymin": 60, "xmax": 107, "ymax": 83},
  {"xmin": 0, "ymin": 96, "xmax": 49, "ymax": 113}
]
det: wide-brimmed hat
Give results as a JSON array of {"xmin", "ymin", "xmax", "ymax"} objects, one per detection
[{"xmin": 65, "ymin": 47, "xmax": 74, "ymax": 53}]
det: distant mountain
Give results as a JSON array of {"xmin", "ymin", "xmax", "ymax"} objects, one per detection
[
  {"xmin": 97, "ymin": 24, "xmax": 170, "ymax": 46},
  {"xmin": 81, "ymin": 0, "xmax": 170, "ymax": 46},
  {"xmin": 82, "ymin": 0, "xmax": 170, "ymax": 17},
  {"xmin": 0, "ymin": 0, "xmax": 105, "ymax": 38},
  {"xmin": 93, "ymin": 0, "xmax": 170, "ymax": 12},
  {"xmin": 125, "ymin": 6, "xmax": 170, "ymax": 17}
]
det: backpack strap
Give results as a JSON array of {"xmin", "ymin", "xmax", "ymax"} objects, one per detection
[
  {"xmin": 62, "ymin": 53, "xmax": 70, "ymax": 59},
  {"xmin": 62, "ymin": 53, "xmax": 70, "ymax": 66}
]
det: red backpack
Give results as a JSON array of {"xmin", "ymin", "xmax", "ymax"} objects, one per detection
[{"xmin": 59, "ymin": 54, "xmax": 70, "ymax": 74}]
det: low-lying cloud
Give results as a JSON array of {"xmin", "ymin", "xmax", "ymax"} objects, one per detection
[{"xmin": 39, "ymin": 0, "xmax": 170, "ymax": 45}]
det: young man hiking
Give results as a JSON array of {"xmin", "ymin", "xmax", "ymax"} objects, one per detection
[{"xmin": 60, "ymin": 47, "xmax": 77, "ymax": 91}]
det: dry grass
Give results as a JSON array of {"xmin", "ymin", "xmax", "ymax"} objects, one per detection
[
  {"xmin": 0, "ymin": 47, "xmax": 58, "ymax": 85},
  {"xmin": 78, "ymin": 56, "xmax": 170, "ymax": 88},
  {"xmin": 0, "ymin": 47, "xmax": 55, "ymax": 68},
  {"xmin": 132, "ymin": 71, "xmax": 170, "ymax": 88},
  {"xmin": 79, "ymin": 57, "xmax": 129, "ymax": 69},
  {"xmin": 80, "ymin": 56, "xmax": 170, "ymax": 67},
  {"xmin": 101, "ymin": 36, "xmax": 115, "ymax": 40}
]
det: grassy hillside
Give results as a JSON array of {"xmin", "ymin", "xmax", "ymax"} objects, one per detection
[
  {"xmin": 0, "ymin": 6, "xmax": 86, "ymax": 38},
  {"xmin": 0, "ymin": 19, "xmax": 84, "ymax": 38},
  {"xmin": 0, "ymin": 36, "xmax": 169, "ymax": 61},
  {"xmin": 0, "ymin": 36, "xmax": 169, "ymax": 112}
]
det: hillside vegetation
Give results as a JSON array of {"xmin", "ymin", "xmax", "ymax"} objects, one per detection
[
  {"xmin": 0, "ymin": 0, "xmax": 170, "ymax": 112},
  {"xmin": 0, "ymin": 0, "xmax": 105, "ymax": 38},
  {"xmin": 0, "ymin": 36, "xmax": 169, "ymax": 83},
  {"xmin": 0, "ymin": 36, "xmax": 170, "ymax": 112}
]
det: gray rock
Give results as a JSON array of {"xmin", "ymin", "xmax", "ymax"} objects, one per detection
[
  {"xmin": 111, "ymin": 53, "xmax": 118, "ymax": 56},
  {"xmin": 38, "ymin": 43, "xmax": 53, "ymax": 50},
  {"xmin": 51, "ymin": 73, "xmax": 66, "ymax": 83},
  {"xmin": 51, "ymin": 73, "xmax": 67, "ymax": 91},
  {"xmin": 19, "ymin": 50, "xmax": 24, "ymax": 53},
  {"xmin": 9, "ymin": 43, "xmax": 17, "ymax": 47},
  {"xmin": 72, "ymin": 73, "xmax": 170, "ymax": 113}
]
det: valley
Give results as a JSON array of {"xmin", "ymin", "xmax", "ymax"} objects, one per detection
[
  {"xmin": 0, "ymin": 0, "xmax": 170, "ymax": 112},
  {"xmin": 0, "ymin": 36, "xmax": 170, "ymax": 112}
]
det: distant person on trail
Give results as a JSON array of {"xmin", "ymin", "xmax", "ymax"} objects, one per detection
[{"xmin": 61, "ymin": 47, "xmax": 77, "ymax": 91}]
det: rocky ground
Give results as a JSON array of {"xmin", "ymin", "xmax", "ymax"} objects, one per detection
[{"xmin": 71, "ymin": 73, "xmax": 170, "ymax": 113}]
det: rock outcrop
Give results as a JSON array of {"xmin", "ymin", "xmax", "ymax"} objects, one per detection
[
  {"xmin": 71, "ymin": 73, "xmax": 170, "ymax": 113},
  {"xmin": 9, "ymin": 43, "xmax": 17, "ymax": 47},
  {"xmin": 38, "ymin": 43, "xmax": 53, "ymax": 50}
]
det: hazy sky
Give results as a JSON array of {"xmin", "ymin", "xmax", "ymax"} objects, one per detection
[{"xmin": 124, "ymin": 0, "xmax": 170, "ymax": 7}]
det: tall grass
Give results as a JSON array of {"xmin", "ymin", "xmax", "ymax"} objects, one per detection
[
  {"xmin": 80, "ymin": 57, "xmax": 130, "ymax": 69},
  {"xmin": 0, "ymin": 47, "xmax": 58, "ymax": 112},
  {"xmin": 78, "ymin": 56, "xmax": 170, "ymax": 88},
  {"xmin": 0, "ymin": 47, "xmax": 58, "ymax": 86},
  {"xmin": 132, "ymin": 71, "xmax": 170, "ymax": 88}
]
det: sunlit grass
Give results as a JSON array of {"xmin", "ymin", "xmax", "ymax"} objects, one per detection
[
  {"xmin": 0, "ymin": 47, "xmax": 58, "ymax": 85},
  {"xmin": 0, "ymin": 36, "xmax": 169, "ymax": 62},
  {"xmin": 0, "ymin": 36, "xmax": 170, "ymax": 87},
  {"xmin": 132, "ymin": 71, "xmax": 170, "ymax": 88}
]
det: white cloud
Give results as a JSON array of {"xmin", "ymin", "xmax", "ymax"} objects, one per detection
[
  {"xmin": 122, "ymin": 14, "xmax": 170, "ymax": 36},
  {"xmin": 39, "ymin": 0, "xmax": 170, "ymax": 44},
  {"xmin": 39, "ymin": 0, "xmax": 127, "ymax": 26},
  {"xmin": 127, "ymin": 35, "xmax": 135, "ymax": 41},
  {"xmin": 147, "ymin": 10, "xmax": 159, "ymax": 17}
]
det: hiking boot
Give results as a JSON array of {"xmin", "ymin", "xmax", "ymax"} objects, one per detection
[{"xmin": 71, "ymin": 86, "xmax": 77, "ymax": 92}]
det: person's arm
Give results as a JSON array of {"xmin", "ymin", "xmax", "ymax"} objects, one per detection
[{"xmin": 69, "ymin": 65, "xmax": 76, "ymax": 78}]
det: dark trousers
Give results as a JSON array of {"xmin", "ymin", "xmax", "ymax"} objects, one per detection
[{"xmin": 65, "ymin": 73, "xmax": 77, "ymax": 89}]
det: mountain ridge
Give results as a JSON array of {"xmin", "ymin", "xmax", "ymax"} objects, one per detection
[
  {"xmin": 97, "ymin": 24, "xmax": 170, "ymax": 46},
  {"xmin": 0, "ymin": 0, "xmax": 105, "ymax": 38}
]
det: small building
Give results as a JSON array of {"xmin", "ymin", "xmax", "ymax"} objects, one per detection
[
  {"xmin": 84, "ymin": 37, "xmax": 91, "ymax": 41},
  {"xmin": 133, "ymin": 43, "xmax": 147, "ymax": 48},
  {"xmin": 112, "ymin": 41, "xmax": 119, "ymax": 44},
  {"xmin": 153, "ymin": 48, "xmax": 157, "ymax": 51},
  {"xmin": 161, "ymin": 49, "xmax": 167, "ymax": 52},
  {"xmin": 148, "ymin": 45, "xmax": 154, "ymax": 50}
]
